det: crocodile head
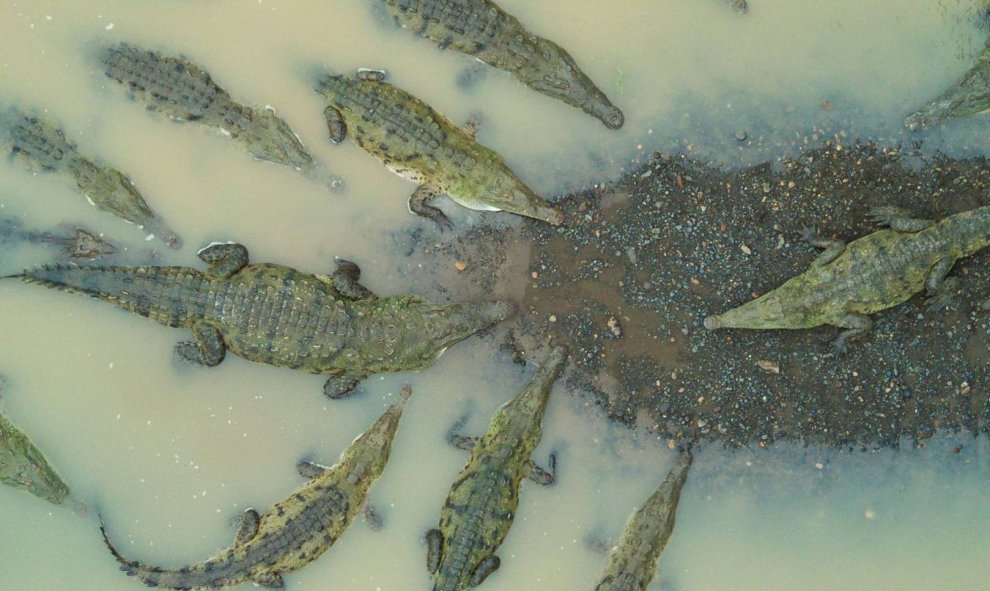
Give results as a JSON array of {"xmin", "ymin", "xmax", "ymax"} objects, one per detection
[
  {"xmin": 704, "ymin": 293, "xmax": 791, "ymax": 330},
  {"xmin": 242, "ymin": 108, "xmax": 315, "ymax": 171},
  {"xmin": 0, "ymin": 435, "xmax": 70, "ymax": 505},
  {"xmin": 515, "ymin": 38, "xmax": 624, "ymax": 130},
  {"xmin": 419, "ymin": 300, "xmax": 515, "ymax": 361},
  {"xmin": 905, "ymin": 49, "xmax": 990, "ymax": 130},
  {"xmin": 80, "ymin": 168, "xmax": 183, "ymax": 249}
]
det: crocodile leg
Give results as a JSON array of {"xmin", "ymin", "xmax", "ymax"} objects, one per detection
[
  {"xmin": 297, "ymin": 460, "xmax": 328, "ymax": 479},
  {"xmin": 323, "ymin": 372, "xmax": 365, "ymax": 399},
  {"xmin": 526, "ymin": 453, "xmax": 557, "ymax": 485},
  {"xmin": 867, "ymin": 206, "xmax": 934, "ymax": 232},
  {"xmin": 251, "ymin": 573, "xmax": 284, "ymax": 589},
  {"xmin": 324, "ymin": 105, "xmax": 346, "ymax": 144},
  {"xmin": 234, "ymin": 509, "xmax": 260, "ymax": 546},
  {"xmin": 426, "ymin": 528, "xmax": 443, "ymax": 574},
  {"xmin": 409, "ymin": 184, "xmax": 454, "ymax": 232},
  {"xmin": 332, "ymin": 258, "xmax": 377, "ymax": 300},
  {"xmin": 446, "ymin": 415, "xmax": 477, "ymax": 451},
  {"xmin": 197, "ymin": 242, "xmax": 249, "ymax": 279},
  {"xmin": 462, "ymin": 112, "xmax": 482, "ymax": 140},
  {"xmin": 800, "ymin": 226, "xmax": 845, "ymax": 267},
  {"xmin": 468, "ymin": 555, "xmax": 501, "ymax": 587},
  {"xmin": 830, "ymin": 313, "xmax": 872, "ymax": 355},
  {"xmin": 925, "ymin": 257, "xmax": 962, "ymax": 311},
  {"xmin": 175, "ymin": 321, "xmax": 226, "ymax": 366},
  {"xmin": 363, "ymin": 504, "xmax": 384, "ymax": 530}
]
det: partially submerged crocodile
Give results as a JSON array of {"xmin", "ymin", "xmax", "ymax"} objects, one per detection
[
  {"xmin": 704, "ymin": 205, "xmax": 990, "ymax": 352},
  {"xmin": 0, "ymin": 216, "xmax": 117, "ymax": 260},
  {"xmin": 0, "ymin": 399, "xmax": 75, "ymax": 508},
  {"xmin": 724, "ymin": 0, "xmax": 749, "ymax": 13},
  {"xmin": 427, "ymin": 346, "xmax": 566, "ymax": 591},
  {"xmin": 102, "ymin": 384, "xmax": 413, "ymax": 590},
  {"xmin": 100, "ymin": 43, "xmax": 341, "ymax": 190},
  {"xmin": 905, "ymin": 44, "xmax": 990, "ymax": 130},
  {"xmin": 0, "ymin": 109, "xmax": 181, "ymax": 249},
  {"xmin": 317, "ymin": 70, "xmax": 563, "ymax": 228},
  {"xmin": 377, "ymin": 0, "xmax": 624, "ymax": 129},
  {"xmin": 7, "ymin": 242, "xmax": 512, "ymax": 398},
  {"xmin": 592, "ymin": 450, "xmax": 692, "ymax": 591}
]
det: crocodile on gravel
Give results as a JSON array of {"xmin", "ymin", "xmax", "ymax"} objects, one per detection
[
  {"xmin": 0, "ymin": 400, "xmax": 79, "ymax": 509},
  {"xmin": 0, "ymin": 216, "xmax": 117, "ymax": 260},
  {"xmin": 704, "ymin": 205, "xmax": 990, "ymax": 352},
  {"xmin": 905, "ymin": 43, "xmax": 990, "ymax": 130},
  {"xmin": 317, "ymin": 69, "xmax": 563, "ymax": 229},
  {"xmin": 0, "ymin": 109, "xmax": 181, "ymax": 249},
  {"xmin": 377, "ymin": 0, "xmax": 624, "ymax": 129},
  {"xmin": 101, "ymin": 384, "xmax": 414, "ymax": 590},
  {"xmin": 100, "ymin": 43, "xmax": 342, "ymax": 190},
  {"xmin": 6, "ymin": 242, "xmax": 512, "ymax": 398},
  {"xmin": 592, "ymin": 450, "xmax": 692, "ymax": 591},
  {"xmin": 426, "ymin": 345, "xmax": 566, "ymax": 591}
]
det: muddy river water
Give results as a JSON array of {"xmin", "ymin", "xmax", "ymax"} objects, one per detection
[{"xmin": 2, "ymin": 1, "xmax": 990, "ymax": 589}]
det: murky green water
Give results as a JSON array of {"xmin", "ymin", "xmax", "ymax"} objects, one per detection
[{"xmin": 2, "ymin": 1, "xmax": 990, "ymax": 589}]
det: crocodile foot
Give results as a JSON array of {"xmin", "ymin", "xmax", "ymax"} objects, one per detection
[
  {"xmin": 867, "ymin": 206, "xmax": 933, "ymax": 232},
  {"xmin": 332, "ymin": 258, "xmax": 376, "ymax": 300},
  {"xmin": 926, "ymin": 276, "xmax": 962, "ymax": 312},
  {"xmin": 322, "ymin": 373, "xmax": 363, "ymax": 399}
]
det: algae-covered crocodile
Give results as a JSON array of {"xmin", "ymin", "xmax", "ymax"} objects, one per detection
[
  {"xmin": 0, "ymin": 216, "xmax": 117, "ymax": 260},
  {"xmin": 0, "ymin": 109, "xmax": 181, "ymax": 249},
  {"xmin": 0, "ymin": 393, "xmax": 81, "ymax": 510},
  {"xmin": 101, "ymin": 384, "xmax": 413, "ymax": 590},
  {"xmin": 905, "ymin": 44, "xmax": 990, "ymax": 130},
  {"xmin": 377, "ymin": 0, "xmax": 624, "ymax": 129},
  {"xmin": 7, "ymin": 242, "xmax": 512, "ymax": 398},
  {"xmin": 704, "ymin": 205, "xmax": 990, "ymax": 352},
  {"xmin": 317, "ymin": 70, "xmax": 563, "ymax": 228},
  {"xmin": 100, "ymin": 43, "xmax": 341, "ymax": 190},
  {"xmin": 592, "ymin": 450, "xmax": 692, "ymax": 591},
  {"xmin": 426, "ymin": 346, "xmax": 566, "ymax": 591}
]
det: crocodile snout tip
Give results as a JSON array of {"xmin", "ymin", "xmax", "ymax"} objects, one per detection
[{"xmin": 703, "ymin": 315, "xmax": 721, "ymax": 330}]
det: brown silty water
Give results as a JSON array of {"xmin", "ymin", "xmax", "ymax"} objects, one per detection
[{"xmin": 1, "ymin": 1, "xmax": 990, "ymax": 590}]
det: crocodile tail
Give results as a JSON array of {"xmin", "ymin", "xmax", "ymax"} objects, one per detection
[{"xmin": 17, "ymin": 263, "xmax": 205, "ymax": 328}]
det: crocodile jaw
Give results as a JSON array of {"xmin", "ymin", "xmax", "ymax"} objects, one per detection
[{"xmin": 703, "ymin": 294, "xmax": 794, "ymax": 330}]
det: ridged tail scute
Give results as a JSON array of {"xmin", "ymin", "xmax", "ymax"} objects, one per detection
[{"xmin": 16, "ymin": 263, "xmax": 206, "ymax": 328}]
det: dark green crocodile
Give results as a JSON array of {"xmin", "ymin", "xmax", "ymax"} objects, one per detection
[
  {"xmin": 0, "ymin": 109, "xmax": 181, "ymax": 249},
  {"xmin": 376, "ymin": 0, "xmax": 624, "ymax": 129},
  {"xmin": 905, "ymin": 44, "xmax": 990, "ymax": 130},
  {"xmin": 0, "ymin": 216, "xmax": 117, "ymax": 260},
  {"xmin": 704, "ymin": 205, "xmax": 990, "ymax": 352},
  {"xmin": 7, "ymin": 242, "xmax": 512, "ymax": 398},
  {"xmin": 317, "ymin": 70, "xmax": 563, "ymax": 229},
  {"xmin": 426, "ymin": 346, "xmax": 566, "ymax": 591},
  {"xmin": 100, "ymin": 43, "xmax": 341, "ymax": 190},
  {"xmin": 592, "ymin": 450, "xmax": 692, "ymax": 591},
  {"xmin": 0, "ymin": 395, "xmax": 82, "ymax": 510},
  {"xmin": 101, "ymin": 384, "xmax": 413, "ymax": 590}
]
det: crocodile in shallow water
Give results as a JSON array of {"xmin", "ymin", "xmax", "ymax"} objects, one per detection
[
  {"xmin": 0, "ymin": 109, "xmax": 181, "ymax": 249},
  {"xmin": 592, "ymin": 450, "xmax": 692, "ymax": 591},
  {"xmin": 0, "ymin": 216, "xmax": 118, "ymax": 260},
  {"xmin": 0, "ymin": 395, "xmax": 78, "ymax": 509},
  {"xmin": 317, "ymin": 70, "xmax": 563, "ymax": 228},
  {"xmin": 376, "ymin": 0, "xmax": 624, "ymax": 129},
  {"xmin": 100, "ymin": 43, "xmax": 341, "ymax": 190},
  {"xmin": 426, "ymin": 346, "xmax": 566, "ymax": 591},
  {"xmin": 704, "ymin": 205, "xmax": 990, "ymax": 352},
  {"xmin": 7, "ymin": 242, "xmax": 512, "ymax": 398},
  {"xmin": 101, "ymin": 384, "xmax": 413, "ymax": 589},
  {"xmin": 905, "ymin": 43, "xmax": 990, "ymax": 130}
]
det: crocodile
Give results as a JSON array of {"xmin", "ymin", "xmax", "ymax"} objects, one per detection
[
  {"xmin": 703, "ymin": 205, "xmax": 990, "ymax": 352},
  {"xmin": 592, "ymin": 450, "xmax": 692, "ymax": 591},
  {"xmin": 0, "ymin": 401, "xmax": 76, "ymax": 508},
  {"xmin": 0, "ymin": 109, "xmax": 181, "ymax": 249},
  {"xmin": 317, "ymin": 70, "xmax": 563, "ymax": 228},
  {"xmin": 101, "ymin": 384, "xmax": 414, "ymax": 590},
  {"xmin": 426, "ymin": 345, "xmax": 566, "ymax": 591},
  {"xmin": 905, "ymin": 43, "xmax": 990, "ymax": 130},
  {"xmin": 0, "ymin": 216, "xmax": 117, "ymax": 260},
  {"xmin": 6, "ymin": 242, "xmax": 513, "ymax": 398},
  {"xmin": 100, "ymin": 43, "xmax": 342, "ymax": 190},
  {"xmin": 376, "ymin": 0, "xmax": 624, "ymax": 129}
]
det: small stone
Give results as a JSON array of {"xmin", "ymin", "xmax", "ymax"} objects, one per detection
[
  {"xmin": 531, "ymin": 271, "xmax": 539, "ymax": 279},
  {"xmin": 606, "ymin": 316, "xmax": 623, "ymax": 339},
  {"xmin": 755, "ymin": 360, "xmax": 780, "ymax": 374},
  {"xmin": 740, "ymin": 244, "xmax": 752, "ymax": 255},
  {"xmin": 735, "ymin": 130, "xmax": 748, "ymax": 141},
  {"xmin": 454, "ymin": 261, "xmax": 467, "ymax": 271},
  {"xmin": 549, "ymin": 315, "xmax": 557, "ymax": 323}
]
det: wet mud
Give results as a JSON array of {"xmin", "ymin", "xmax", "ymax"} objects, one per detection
[{"xmin": 418, "ymin": 141, "xmax": 990, "ymax": 449}]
